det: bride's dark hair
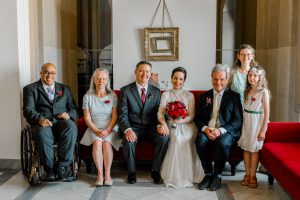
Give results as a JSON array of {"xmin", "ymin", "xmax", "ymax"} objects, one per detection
[{"xmin": 171, "ymin": 67, "xmax": 187, "ymax": 81}]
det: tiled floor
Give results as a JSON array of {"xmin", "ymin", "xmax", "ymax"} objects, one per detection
[{"xmin": 0, "ymin": 162, "xmax": 292, "ymax": 200}]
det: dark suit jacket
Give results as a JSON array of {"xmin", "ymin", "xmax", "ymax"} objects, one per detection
[
  {"xmin": 118, "ymin": 82, "xmax": 161, "ymax": 133},
  {"xmin": 195, "ymin": 88, "xmax": 243, "ymax": 140},
  {"xmin": 23, "ymin": 79, "xmax": 77, "ymax": 125}
]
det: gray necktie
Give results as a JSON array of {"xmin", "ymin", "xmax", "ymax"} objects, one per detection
[{"xmin": 46, "ymin": 87, "xmax": 54, "ymax": 101}]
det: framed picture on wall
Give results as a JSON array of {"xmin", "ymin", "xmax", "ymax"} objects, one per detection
[{"xmin": 144, "ymin": 27, "xmax": 179, "ymax": 61}]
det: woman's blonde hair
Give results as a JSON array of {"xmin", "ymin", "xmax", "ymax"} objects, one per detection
[{"xmin": 86, "ymin": 67, "xmax": 112, "ymax": 95}]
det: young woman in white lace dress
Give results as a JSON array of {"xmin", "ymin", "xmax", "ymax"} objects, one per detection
[
  {"xmin": 238, "ymin": 66, "xmax": 270, "ymax": 188},
  {"xmin": 157, "ymin": 67, "xmax": 204, "ymax": 188}
]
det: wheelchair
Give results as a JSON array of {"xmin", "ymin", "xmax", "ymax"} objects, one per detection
[{"xmin": 20, "ymin": 124, "xmax": 80, "ymax": 186}]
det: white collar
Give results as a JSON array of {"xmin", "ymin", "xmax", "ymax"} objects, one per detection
[
  {"xmin": 213, "ymin": 89, "xmax": 225, "ymax": 96},
  {"xmin": 136, "ymin": 82, "xmax": 148, "ymax": 92},
  {"xmin": 42, "ymin": 82, "xmax": 55, "ymax": 91}
]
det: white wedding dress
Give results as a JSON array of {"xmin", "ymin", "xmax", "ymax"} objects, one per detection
[{"xmin": 158, "ymin": 89, "xmax": 204, "ymax": 188}]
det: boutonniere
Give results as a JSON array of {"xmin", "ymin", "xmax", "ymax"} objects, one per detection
[
  {"xmin": 250, "ymin": 96, "xmax": 256, "ymax": 105},
  {"xmin": 148, "ymin": 93, "xmax": 153, "ymax": 101},
  {"xmin": 206, "ymin": 97, "xmax": 212, "ymax": 106},
  {"xmin": 57, "ymin": 90, "xmax": 63, "ymax": 96},
  {"xmin": 104, "ymin": 100, "xmax": 110, "ymax": 105}
]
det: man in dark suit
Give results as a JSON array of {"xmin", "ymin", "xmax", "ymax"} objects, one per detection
[
  {"xmin": 23, "ymin": 63, "xmax": 78, "ymax": 182},
  {"xmin": 118, "ymin": 61, "xmax": 169, "ymax": 184},
  {"xmin": 195, "ymin": 64, "xmax": 243, "ymax": 191}
]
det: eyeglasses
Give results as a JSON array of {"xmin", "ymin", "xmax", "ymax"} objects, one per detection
[
  {"xmin": 239, "ymin": 53, "xmax": 252, "ymax": 57},
  {"xmin": 42, "ymin": 71, "xmax": 56, "ymax": 76}
]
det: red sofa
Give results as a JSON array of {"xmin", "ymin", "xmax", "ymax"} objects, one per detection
[
  {"xmin": 77, "ymin": 90, "xmax": 243, "ymax": 175},
  {"xmin": 260, "ymin": 122, "xmax": 300, "ymax": 200}
]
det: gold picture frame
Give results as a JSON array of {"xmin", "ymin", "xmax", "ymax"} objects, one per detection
[{"xmin": 144, "ymin": 27, "xmax": 179, "ymax": 61}]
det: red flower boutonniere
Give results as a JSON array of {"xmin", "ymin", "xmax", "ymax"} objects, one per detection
[
  {"xmin": 104, "ymin": 100, "xmax": 110, "ymax": 105},
  {"xmin": 250, "ymin": 96, "xmax": 256, "ymax": 105},
  {"xmin": 57, "ymin": 90, "xmax": 63, "ymax": 96},
  {"xmin": 206, "ymin": 97, "xmax": 212, "ymax": 106}
]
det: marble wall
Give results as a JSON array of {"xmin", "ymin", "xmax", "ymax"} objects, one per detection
[{"xmin": 256, "ymin": 0, "xmax": 300, "ymax": 121}]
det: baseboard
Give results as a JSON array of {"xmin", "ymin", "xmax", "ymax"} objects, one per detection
[{"xmin": 0, "ymin": 159, "xmax": 21, "ymax": 169}]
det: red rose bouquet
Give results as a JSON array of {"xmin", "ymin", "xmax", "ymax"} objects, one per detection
[{"xmin": 166, "ymin": 100, "xmax": 188, "ymax": 128}]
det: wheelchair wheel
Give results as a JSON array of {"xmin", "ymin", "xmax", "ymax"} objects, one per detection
[
  {"xmin": 27, "ymin": 132, "xmax": 42, "ymax": 186},
  {"xmin": 21, "ymin": 126, "xmax": 30, "ymax": 175},
  {"xmin": 72, "ymin": 142, "xmax": 80, "ymax": 179}
]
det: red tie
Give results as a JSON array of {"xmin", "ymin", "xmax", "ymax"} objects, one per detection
[{"xmin": 141, "ymin": 88, "xmax": 146, "ymax": 105}]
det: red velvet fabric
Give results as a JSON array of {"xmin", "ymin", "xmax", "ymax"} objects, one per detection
[
  {"xmin": 260, "ymin": 122, "xmax": 300, "ymax": 200},
  {"xmin": 77, "ymin": 90, "xmax": 243, "ymax": 162},
  {"xmin": 264, "ymin": 122, "xmax": 300, "ymax": 143}
]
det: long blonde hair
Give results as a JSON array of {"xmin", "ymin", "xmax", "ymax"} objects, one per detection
[
  {"xmin": 244, "ymin": 65, "xmax": 271, "ymax": 102},
  {"xmin": 86, "ymin": 68, "xmax": 112, "ymax": 95}
]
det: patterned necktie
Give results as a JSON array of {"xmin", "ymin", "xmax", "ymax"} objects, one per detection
[
  {"xmin": 46, "ymin": 86, "xmax": 55, "ymax": 101},
  {"xmin": 209, "ymin": 93, "xmax": 219, "ymax": 128},
  {"xmin": 141, "ymin": 88, "xmax": 146, "ymax": 105}
]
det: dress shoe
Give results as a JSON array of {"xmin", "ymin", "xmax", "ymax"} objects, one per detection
[
  {"xmin": 208, "ymin": 175, "xmax": 221, "ymax": 191},
  {"xmin": 151, "ymin": 171, "xmax": 163, "ymax": 184},
  {"xmin": 46, "ymin": 169, "xmax": 56, "ymax": 182},
  {"xmin": 198, "ymin": 175, "xmax": 212, "ymax": 190},
  {"xmin": 127, "ymin": 172, "xmax": 136, "ymax": 184},
  {"xmin": 58, "ymin": 166, "xmax": 75, "ymax": 182}
]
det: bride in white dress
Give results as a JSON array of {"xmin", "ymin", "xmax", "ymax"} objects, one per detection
[{"xmin": 157, "ymin": 67, "xmax": 204, "ymax": 188}]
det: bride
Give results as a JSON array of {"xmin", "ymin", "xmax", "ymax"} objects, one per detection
[{"xmin": 157, "ymin": 67, "xmax": 204, "ymax": 188}]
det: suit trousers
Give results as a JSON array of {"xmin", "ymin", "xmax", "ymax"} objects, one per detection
[
  {"xmin": 195, "ymin": 132, "xmax": 235, "ymax": 176},
  {"xmin": 31, "ymin": 119, "xmax": 77, "ymax": 169},
  {"xmin": 122, "ymin": 126, "xmax": 169, "ymax": 173}
]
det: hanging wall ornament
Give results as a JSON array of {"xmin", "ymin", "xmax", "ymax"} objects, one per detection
[{"xmin": 144, "ymin": 0, "xmax": 179, "ymax": 61}]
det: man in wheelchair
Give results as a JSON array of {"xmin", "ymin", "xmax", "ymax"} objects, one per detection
[{"xmin": 23, "ymin": 63, "xmax": 78, "ymax": 182}]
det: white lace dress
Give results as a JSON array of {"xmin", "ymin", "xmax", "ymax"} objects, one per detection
[
  {"xmin": 238, "ymin": 90, "xmax": 265, "ymax": 152},
  {"xmin": 158, "ymin": 89, "xmax": 204, "ymax": 188}
]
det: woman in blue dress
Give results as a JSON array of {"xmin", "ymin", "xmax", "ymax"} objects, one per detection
[
  {"xmin": 228, "ymin": 44, "xmax": 258, "ymax": 103},
  {"xmin": 80, "ymin": 68, "xmax": 121, "ymax": 186}
]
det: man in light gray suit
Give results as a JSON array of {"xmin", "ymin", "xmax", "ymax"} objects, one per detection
[
  {"xmin": 23, "ymin": 63, "xmax": 77, "ymax": 182},
  {"xmin": 118, "ymin": 61, "xmax": 169, "ymax": 184}
]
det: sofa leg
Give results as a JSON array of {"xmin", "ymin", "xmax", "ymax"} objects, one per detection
[
  {"xmin": 228, "ymin": 161, "xmax": 240, "ymax": 176},
  {"xmin": 85, "ymin": 161, "xmax": 92, "ymax": 173},
  {"xmin": 267, "ymin": 172, "xmax": 274, "ymax": 185}
]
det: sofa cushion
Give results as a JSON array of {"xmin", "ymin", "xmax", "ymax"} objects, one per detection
[{"xmin": 260, "ymin": 143, "xmax": 300, "ymax": 200}]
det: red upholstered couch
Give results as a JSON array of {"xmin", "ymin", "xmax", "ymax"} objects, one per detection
[
  {"xmin": 260, "ymin": 122, "xmax": 300, "ymax": 200},
  {"xmin": 77, "ymin": 90, "xmax": 243, "ymax": 175}
]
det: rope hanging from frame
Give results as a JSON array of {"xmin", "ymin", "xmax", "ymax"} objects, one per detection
[{"xmin": 149, "ymin": 0, "xmax": 174, "ymax": 28}]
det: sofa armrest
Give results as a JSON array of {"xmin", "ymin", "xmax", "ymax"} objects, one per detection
[
  {"xmin": 77, "ymin": 116, "xmax": 88, "ymax": 139},
  {"xmin": 265, "ymin": 122, "xmax": 300, "ymax": 143}
]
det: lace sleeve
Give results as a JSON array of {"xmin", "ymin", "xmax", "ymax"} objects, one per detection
[
  {"xmin": 181, "ymin": 92, "xmax": 195, "ymax": 123},
  {"xmin": 157, "ymin": 91, "xmax": 168, "ymax": 125}
]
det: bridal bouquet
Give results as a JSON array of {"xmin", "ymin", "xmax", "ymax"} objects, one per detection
[{"xmin": 166, "ymin": 101, "xmax": 188, "ymax": 128}]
